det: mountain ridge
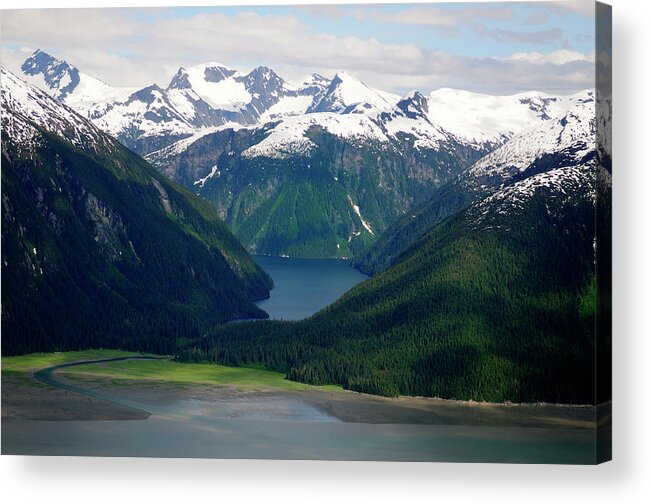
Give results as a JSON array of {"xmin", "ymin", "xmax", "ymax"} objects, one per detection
[
  {"xmin": 1, "ymin": 68, "xmax": 273, "ymax": 355},
  {"xmin": 18, "ymin": 49, "xmax": 590, "ymax": 157},
  {"xmin": 16, "ymin": 50, "xmax": 595, "ymax": 261},
  {"xmin": 179, "ymin": 94, "xmax": 600, "ymax": 404},
  {"xmin": 354, "ymin": 92, "xmax": 597, "ymax": 275}
]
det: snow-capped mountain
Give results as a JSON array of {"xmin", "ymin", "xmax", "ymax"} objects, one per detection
[
  {"xmin": 137, "ymin": 62, "xmax": 595, "ymax": 261},
  {"xmin": 354, "ymin": 92, "xmax": 597, "ymax": 275},
  {"xmin": 1, "ymin": 69, "xmax": 274, "ymax": 355},
  {"xmin": 18, "ymin": 50, "xmax": 332, "ymax": 155},
  {"xmin": 142, "ymin": 98, "xmax": 492, "ymax": 259},
  {"xmin": 300, "ymin": 73, "xmax": 331, "ymax": 94},
  {"xmin": 20, "ymin": 49, "xmax": 135, "ymax": 109},
  {"xmin": 167, "ymin": 62, "xmax": 242, "ymax": 111},
  {"xmin": 307, "ymin": 71, "xmax": 399, "ymax": 114},
  {"xmin": 239, "ymin": 112, "xmax": 391, "ymax": 159},
  {"xmin": 463, "ymin": 90, "xmax": 595, "ymax": 188},
  {"xmin": 220, "ymin": 82, "xmax": 585, "ymax": 162},
  {"xmin": 17, "ymin": 49, "xmax": 592, "ymax": 162},
  {"xmin": 1, "ymin": 67, "xmax": 108, "ymax": 153},
  {"xmin": 179, "ymin": 86, "xmax": 587, "ymax": 163},
  {"xmin": 14, "ymin": 49, "xmax": 599, "ymax": 261},
  {"xmin": 19, "ymin": 50, "xmax": 198, "ymax": 153},
  {"xmin": 424, "ymin": 88, "xmax": 581, "ymax": 146},
  {"xmin": 166, "ymin": 62, "xmax": 326, "ymax": 124},
  {"xmin": 466, "ymin": 91, "xmax": 598, "ymax": 229},
  {"xmin": 378, "ymin": 90, "xmax": 450, "ymax": 150}
]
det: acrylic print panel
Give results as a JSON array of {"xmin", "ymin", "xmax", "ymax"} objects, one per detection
[{"xmin": 0, "ymin": 1, "xmax": 612, "ymax": 464}]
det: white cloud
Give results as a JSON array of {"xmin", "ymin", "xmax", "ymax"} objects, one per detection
[
  {"xmin": 498, "ymin": 49, "xmax": 596, "ymax": 65},
  {"xmin": 474, "ymin": 24, "xmax": 564, "ymax": 45},
  {"xmin": 0, "ymin": 7, "xmax": 594, "ymax": 96},
  {"xmin": 373, "ymin": 5, "xmax": 514, "ymax": 28},
  {"xmin": 547, "ymin": 1, "xmax": 596, "ymax": 17}
]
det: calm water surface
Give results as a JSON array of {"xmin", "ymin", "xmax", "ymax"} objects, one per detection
[
  {"xmin": 2, "ymin": 415, "xmax": 596, "ymax": 463},
  {"xmin": 254, "ymin": 256, "xmax": 368, "ymax": 320}
]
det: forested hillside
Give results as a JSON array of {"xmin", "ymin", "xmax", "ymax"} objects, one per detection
[
  {"xmin": 148, "ymin": 123, "xmax": 485, "ymax": 259},
  {"xmin": 355, "ymin": 92, "xmax": 597, "ymax": 275},
  {"xmin": 180, "ymin": 160, "xmax": 598, "ymax": 404},
  {"xmin": 1, "ymin": 69, "xmax": 272, "ymax": 356}
]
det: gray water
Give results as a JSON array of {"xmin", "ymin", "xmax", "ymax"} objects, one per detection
[
  {"xmin": 2, "ymin": 415, "xmax": 596, "ymax": 463},
  {"xmin": 2, "ymin": 358, "xmax": 598, "ymax": 463},
  {"xmin": 253, "ymin": 256, "xmax": 368, "ymax": 320}
]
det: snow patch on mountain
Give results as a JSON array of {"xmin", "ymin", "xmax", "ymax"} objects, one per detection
[
  {"xmin": 180, "ymin": 63, "xmax": 251, "ymax": 111},
  {"xmin": 426, "ymin": 88, "xmax": 584, "ymax": 145},
  {"xmin": 242, "ymin": 120, "xmax": 316, "ymax": 159},
  {"xmin": 258, "ymin": 95, "xmax": 315, "ymax": 122},
  {"xmin": 145, "ymin": 123, "xmax": 248, "ymax": 165},
  {"xmin": 194, "ymin": 164, "xmax": 220, "ymax": 187},
  {"xmin": 308, "ymin": 71, "xmax": 399, "ymax": 114},
  {"xmin": 467, "ymin": 91, "xmax": 595, "ymax": 181},
  {"xmin": 241, "ymin": 112, "xmax": 389, "ymax": 159},
  {"xmin": 348, "ymin": 195, "xmax": 374, "ymax": 235},
  {"xmin": 1, "ymin": 67, "xmax": 105, "ymax": 152},
  {"xmin": 472, "ymin": 162, "xmax": 595, "ymax": 230}
]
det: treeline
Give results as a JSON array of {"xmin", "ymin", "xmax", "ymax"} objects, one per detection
[{"xmin": 180, "ymin": 190, "xmax": 598, "ymax": 404}]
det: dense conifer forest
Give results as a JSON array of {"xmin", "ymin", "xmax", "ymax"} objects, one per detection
[
  {"xmin": 180, "ymin": 186, "xmax": 598, "ymax": 404},
  {"xmin": 2, "ymin": 69, "xmax": 607, "ymax": 406},
  {"xmin": 1, "ymin": 123, "xmax": 272, "ymax": 356}
]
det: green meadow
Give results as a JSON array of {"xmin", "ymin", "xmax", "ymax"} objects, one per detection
[
  {"xmin": 2, "ymin": 350, "xmax": 342, "ymax": 393},
  {"xmin": 1, "ymin": 350, "xmax": 149, "ymax": 373}
]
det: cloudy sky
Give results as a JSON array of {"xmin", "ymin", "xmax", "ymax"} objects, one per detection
[{"xmin": 1, "ymin": 1, "xmax": 596, "ymax": 95}]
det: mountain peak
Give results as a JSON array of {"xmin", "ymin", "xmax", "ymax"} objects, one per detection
[
  {"xmin": 201, "ymin": 62, "xmax": 238, "ymax": 83},
  {"xmin": 309, "ymin": 71, "xmax": 398, "ymax": 114},
  {"xmin": 329, "ymin": 71, "xmax": 364, "ymax": 90},
  {"xmin": 21, "ymin": 49, "xmax": 81, "ymax": 101},
  {"xmin": 128, "ymin": 83, "xmax": 166, "ymax": 103},
  {"xmin": 243, "ymin": 65, "xmax": 282, "ymax": 83},
  {"xmin": 202, "ymin": 61, "xmax": 236, "ymax": 70},
  {"xmin": 172, "ymin": 62, "xmax": 239, "ymax": 89},
  {"xmin": 396, "ymin": 90, "xmax": 429, "ymax": 114},
  {"xmin": 297, "ymin": 73, "xmax": 331, "ymax": 94},
  {"xmin": 332, "ymin": 70, "xmax": 354, "ymax": 81},
  {"xmin": 24, "ymin": 48, "xmax": 57, "ymax": 64},
  {"xmin": 167, "ymin": 67, "xmax": 191, "ymax": 90},
  {"xmin": 381, "ymin": 90, "xmax": 432, "ymax": 126}
]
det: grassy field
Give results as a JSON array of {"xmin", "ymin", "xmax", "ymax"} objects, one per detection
[
  {"xmin": 1, "ymin": 350, "xmax": 154, "ymax": 373},
  {"xmin": 2, "ymin": 350, "xmax": 343, "ymax": 392}
]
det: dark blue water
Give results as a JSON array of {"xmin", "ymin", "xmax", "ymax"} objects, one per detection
[{"xmin": 253, "ymin": 256, "xmax": 368, "ymax": 320}]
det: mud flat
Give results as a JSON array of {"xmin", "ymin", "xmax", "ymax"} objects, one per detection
[
  {"xmin": 1, "ymin": 358, "xmax": 599, "ymax": 463},
  {"xmin": 1, "ymin": 374, "xmax": 149, "ymax": 421}
]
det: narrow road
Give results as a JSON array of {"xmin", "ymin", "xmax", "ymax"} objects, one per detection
[{"xmin": 32, "ymin": 356, "xmax": 170, "ymax": 417}]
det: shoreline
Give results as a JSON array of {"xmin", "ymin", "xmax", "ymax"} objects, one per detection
[
  {"xmin": 1, "ymin": 354, "xmax": 602, "ymax": 429},
  {"xmin": 2, "ymin": 370, "xmax": 599, "ymax": 429},
  {"xmin": 311, "ymin": 381, "xmax": 599, "ymax": 409}
]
